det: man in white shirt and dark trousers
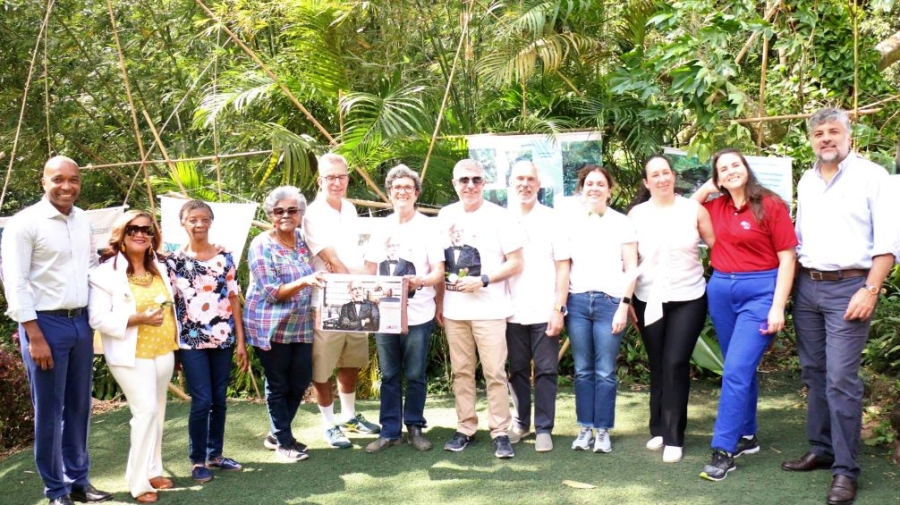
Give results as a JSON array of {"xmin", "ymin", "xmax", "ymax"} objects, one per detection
[
  {"xmin": 439, "ymin": 159, "xmax": 524, "ymax": 459},
  {"xmin": 504, "ymin": 161, "xmax": 570, "ymax": 453},
  {"xmin": 1, "ymin": 156, "xmax": 111, "ymax": 505},
  {"xmin": 783, "ymin": 108, "xmax": 894, "ymax": 505}
]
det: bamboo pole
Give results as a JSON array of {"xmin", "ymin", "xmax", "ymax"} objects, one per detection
[
  {"xmin": 106, "ymin": 0, "xmax": 155, "ymax": 215},
  {"xmin": 83, "ymin": 150, "xmax": 273, "ymax": 170},
  {"xmin": 0, "ymin": 0, "xmax": 54, "ymax": 212},
  {"xmin": 733, "ymin": 108, "xmax": 881, "ymax": 124},
  {"xmin": 347, "ymin": 198, "xmax": 439, "ymax": 215},
  {"xmin": 421, "ymin": 1, "xmax": 471, "ymax": 184},
  {"xmin": 853, "ymin": 0, "xmax": 859, "ymax": 120},
  {"xmin": 141, "ymin": 110, "xmax": 188, "ymax": 196},
  {"xmin": 735, "ymin": 0, "xmax": 783, "ymax": 65},
  {"xmin": 756, "ymin": 7, "xmax": 770, "ymax": 153}
]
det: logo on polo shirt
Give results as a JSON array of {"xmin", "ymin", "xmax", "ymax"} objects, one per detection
[{"xmin": 740, "ymin": 221, "xmax": 752, "ymax": 230}]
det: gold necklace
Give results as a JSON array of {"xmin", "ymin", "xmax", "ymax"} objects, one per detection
[
  {"xmin": 128, "ymin": 272, "xmax": 154, "ymax": 287},
  {"xmin": 272, "ymin": 231, "xmax": 297, "ymax": 250}
]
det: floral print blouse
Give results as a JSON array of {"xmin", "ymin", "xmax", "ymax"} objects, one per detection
[{"xmin": 167, "ymin": 251, "xmax": 240, "ymax": 349}]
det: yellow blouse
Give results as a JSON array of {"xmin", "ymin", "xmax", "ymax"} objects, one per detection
[{"xmin": 130, "ymin": 275, "xmax": 178, "ymax": 359}]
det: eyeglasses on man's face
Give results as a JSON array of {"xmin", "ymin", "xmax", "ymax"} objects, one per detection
[
  {"xmin": 391, "ymin": 185, "xmax": 416, "ymax": 194},
  {"xmin": 322, "ymin": 174, "xmax": 349, "ymax": 184},
  {"xmin": 125, "ymin": 225, "xmax": 155, "ymax": 237},
  {"xmin": 456, "ymin": 176, "xmax": 484, "ymax": 186},
  {"xmin": 272, "ymin": 207, "xmax": 301, "ymax": 217}
]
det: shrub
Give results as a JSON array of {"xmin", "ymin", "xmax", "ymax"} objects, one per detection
[{"xmin": 0, "ymin": 335, "xmax": 34, "ymax": 451}]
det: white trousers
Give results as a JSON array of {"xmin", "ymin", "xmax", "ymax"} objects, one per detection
[{"xmin": 109, "ymin": 353, "xmax": 174, "ymax": 498}]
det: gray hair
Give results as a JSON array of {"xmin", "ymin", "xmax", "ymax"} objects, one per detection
[
  {"xmin": 453, "ymin": 159, "xmax": 483, "ymax": 178},
  {"xmin": 808, "ymin": 108, "xmax": 851, "ymax": 134},
  {"xmin": 384, "ymin": 164, "xmax": 422, "ymax": 193},
  {"xmin": 263, "ymin": 186, "xmax": 307, "ymax": 215},
  {"xmin": 318, "ymin": 153, "xmax": 349, "ymax": 174}
]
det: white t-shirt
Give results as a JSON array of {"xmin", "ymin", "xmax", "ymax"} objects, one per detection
[
  {"xmin": 507, "ymin": 203, "xmax": 570, "ymax": 325},
  {"xmin": 629, "ymin": 196, "xmax": 706, "ymax": 302},
  {"xmin": 364, "ymin": 212, "xmax": 443, "ymax": 326},
  {"xmin": 565, "ymin": 206, "xmax": 637, "ymax": 297},
  {"xmin": 303, "ymin": 196, "xmax": 364, "ymax": 272},
  {"xmin": 438, "ymin": 201, "xmax": 524, "ymax": 320}
]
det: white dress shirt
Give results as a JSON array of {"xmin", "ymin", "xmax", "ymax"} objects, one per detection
[
  {"xmin": 1, "ymin": 198, "xmax": 95, "ymax": 322},
  {"xmin": 796, "ymin": 152, "xmax": 893, "ymax": 270}
]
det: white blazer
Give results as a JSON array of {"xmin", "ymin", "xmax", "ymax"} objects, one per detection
[{"xmin": 88, "ymin": 253, "xmax": 178, "ymax": 367}]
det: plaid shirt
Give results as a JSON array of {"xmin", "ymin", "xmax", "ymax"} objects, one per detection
[{"xmin": 243, "ymin": 231, "xmax": 315, "ymax": 349}]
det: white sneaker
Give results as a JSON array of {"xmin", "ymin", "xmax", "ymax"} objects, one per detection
[
  {"xmin": 507, "ymin": 424, "xmax": 529, "ymax": 444},
  {"xmin": 663, "ymin": 445, "xmax": 683, "ymax": 463},
  {"xmin": 571, "ymin": 427, "xmax": 594, "ymax": 451},
  {"xmin": 593, "ymin": 429, "xmax": 612, "ymax": 453},
  {"xmin": 646, "ymin": 436, "xmax": 664, "ymax": 451},
  {"xmin": 535, "ymin": 433, "xmax": 553, "ymax": 452}
]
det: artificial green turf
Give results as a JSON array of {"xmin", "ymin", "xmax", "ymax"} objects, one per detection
[{"xmin": 1, "ymin": 372, "xmax": 898, "ymax": 504}]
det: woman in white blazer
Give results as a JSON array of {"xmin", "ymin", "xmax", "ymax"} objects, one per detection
[{"xmin": 89, "ymin": 210, "xmax": 178, "ymax": 504}]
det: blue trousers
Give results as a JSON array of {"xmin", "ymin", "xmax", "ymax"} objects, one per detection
[
  {"xmin": 255, "ymin": 342, "xmax": 312, "ymax": 448},
  {"xmin": 20, "ymin": 312, "xmax": 94, "ymax": 499},
  {"xmin": 374, "ymin": 320, "xmax": 434, "ymax": 440},
  {"xmin": 506, "ymin": 322, "xmax": 559, "ymax": 434},
  {"xmin": 566, "ymin": 291, "xmax": 624, "ymax": 429},
  {"xmin": 708, "ymin": 269, "xmax": 777, "ymax": 453},
  {"xmin": 180, "ymin": 346, "xmax": 234, "ymax": 464},
  {"xmin": 792, "ymin": 274, "xmax": 870, "ymax": 479}
]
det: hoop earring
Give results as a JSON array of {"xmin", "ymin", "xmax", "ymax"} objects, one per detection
[{"xmin": 119, "ymin": 243, "xmax": 125, "ymax": 252}]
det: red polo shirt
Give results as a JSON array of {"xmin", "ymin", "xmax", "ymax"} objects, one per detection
[{"xmin": 703, "ymin": 194, "xmax": 798, "ymax": 273}]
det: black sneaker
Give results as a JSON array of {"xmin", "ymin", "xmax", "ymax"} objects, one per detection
[
  {"xmin": 443, "ymin": 432, "xmax": 474, "ymax": 452},
  {"xmin": 734, "ymin": 435, "xmax": 760, "ymax": 458},
  {"xmin": 493, "ymin": 435, "xmax": 515, "ymax": 459},
  {"xmin": 699, "ymin": 449, "xmax": 735, "ymax": 482}
]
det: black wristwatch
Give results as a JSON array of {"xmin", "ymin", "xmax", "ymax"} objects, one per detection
[
  {"xmin": 554, "ymin": 304, "xmax": 568, "ymax": 316},
  {"xmin": 622, "ymin": 296, "xmax": 632, "ymax": 305},
  {"xmin": 481, "ymin": 274, "xmax": 490, "ymax": 287}
]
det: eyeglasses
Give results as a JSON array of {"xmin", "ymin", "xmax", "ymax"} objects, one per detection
[
  {"xmin": 272, "ymin": 207, "xmax": 301, "ymax": 217},
  {"xmin": 322, "ymin": 174, "xmax": 349, "ymax": 183},
  {"xmin": 391, "ymin": 185, "xmax": 416, "ymax": 194},
  {"xmin": 456, "ymin": 176, "xmax": 484, "ymax": 186},
  {"xmin": 125, "ymin": 225, "xmax": 155, "ymax": 237}
]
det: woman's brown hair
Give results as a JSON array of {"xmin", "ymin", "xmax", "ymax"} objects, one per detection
[{"xmin": 99, "ymin": 210, "xmax": 163, "ymax": 277}]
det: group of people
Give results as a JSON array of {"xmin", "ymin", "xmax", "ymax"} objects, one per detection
[{"xmin": 1, "ymin": 107, "xmax": 893, "ymax": 505}]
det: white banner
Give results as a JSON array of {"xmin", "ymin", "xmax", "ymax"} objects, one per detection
[
  {"xmin": 663, "ymin": 148, "xmax": 793, "ymax": 205},
  {"xmin": 159, "ymin": 197, "xmax": 258, "ymax": 265},
  {"xmin": 0, "ymin": 205, "xmax": 127, "ymax": 251}
]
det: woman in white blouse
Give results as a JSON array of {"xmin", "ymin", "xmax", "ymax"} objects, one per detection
[{"xmin": 564, "ymin": 165, "xmax": 638, "ymax": 454}]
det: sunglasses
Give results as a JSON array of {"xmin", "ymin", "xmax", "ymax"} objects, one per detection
[
  {"xmin": 125, "ymin": 225, "xmax": 155, "ymax": 237},
  {"xmin": 456, "ymin": 176, "xmax": 484, "ymax": 186},
  {"xmin": 272, "ymin": 207, "xmax": 301, "ymax": 217}
]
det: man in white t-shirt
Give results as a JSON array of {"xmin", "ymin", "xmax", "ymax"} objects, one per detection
[
  {"xmin": 438, "ymin": 159, "xmax": 524, "ymax": 459},
  {"xmin": 302, "ymin": 153, "xmax": 380, "ymax": 449},
  {"xmin": 505, "ymin": 161, "xmax": 570, "ymax": 453}
]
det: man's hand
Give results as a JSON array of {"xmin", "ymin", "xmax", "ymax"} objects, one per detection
[
  {"xmin": 454, "ymin": 276, "xmax": 483, "ymax": 293},
  {"xmin": 22, "ymin": 321, "xmax": 54, "ymax": 370},
  {"xmin": 844, "ymin": 288, "xmax": 878, "ymax": 321},
  {"xmin": 546, "ymin": 311, "xmax": 564, "ymax": 337}
]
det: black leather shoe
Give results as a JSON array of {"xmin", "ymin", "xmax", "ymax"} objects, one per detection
[
  {"xmin": 781, "ymin": 451, "xmax": 834, "ymax": 472},
  {"xmin": 48, "ymin": 496, "xmax": 75, "ymax": 505},
  {"xmin": 70, "ymin": 484, "xmax": 113, "ymax": 503},
  {"xmin": 826, "ymin": 474, "xmax": 857, "ymax": 504}
]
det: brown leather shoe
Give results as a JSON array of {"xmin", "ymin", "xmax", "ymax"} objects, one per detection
[
  {"xmin": 781, "ymin": 451, "xmax": 834, "ymax": 471},
  {"xmin": 135, "ymin": 492, "xmax": 158, "ymax": 503},
  {"xmin": 148, "ymin": 477, "xmax": 173, "ymax": 490},
  {"xmin": 826, "ymin": 475, "xmax": 857, "ymax": 504},
  {"xmin": 406, "ymin": 425, "xmax": 433, "ymax": 452}
]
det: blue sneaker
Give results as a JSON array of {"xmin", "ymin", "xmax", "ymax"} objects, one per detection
[
  {"xmin": 207, "ymin": 457, "xmax": 243, "ymax": 471},
  {"xmin": 191, "ymin": 464, "xmax": 213, "ymax": 483},
  {"xmin": 342, "ymin": 413, "xmax": 381, "ymax": 434},
  {"xmin": 325, "ymin": 426, "xmax": 352, "ymax": 448}
]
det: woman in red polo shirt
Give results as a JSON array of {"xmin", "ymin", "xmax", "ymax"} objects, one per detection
[{"xmin": 692, "ymin": 148, "xmax": 798, "ymax": 482}]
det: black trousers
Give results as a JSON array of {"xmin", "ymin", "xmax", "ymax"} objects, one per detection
[
  {"xmin": 506, "ymin": 322, "xmax": 560, "ymax": 434},
  {"xmin": 633, "ymin": 294, "xmax": 707, "ymax": 447}
]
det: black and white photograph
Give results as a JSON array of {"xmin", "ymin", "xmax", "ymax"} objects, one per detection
[{"xmin": 318, "ymin": 274, "xmax": 408, "ymax": 334}]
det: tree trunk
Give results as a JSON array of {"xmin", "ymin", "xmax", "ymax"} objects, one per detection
[{"xmin": 877, "ymin": 30, "xmax": 900, "ymax": 70}]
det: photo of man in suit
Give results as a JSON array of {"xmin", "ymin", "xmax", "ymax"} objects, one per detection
[
  {"xmin": 378, "ymin": 236, "xmax": 417, "ymax": 277},
  {"xmin": 444, "ymin": 222, "xmax": 481, "ymax": 278},
  {"xmin": 338, "ymin": 281, "xmax": 380, "ymax": 332}
]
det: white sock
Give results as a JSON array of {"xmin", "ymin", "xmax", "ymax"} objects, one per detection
[
  {"xmin": 741, "ymin": 434, "xmax": 754, "ymax": 440},
  {"xmin": 339, "ymin": 391, "xmax": 356, "ymax": 421},
  {"xmin": 319, "ymin": 403, "xmax": 337, "ymax": 428}
]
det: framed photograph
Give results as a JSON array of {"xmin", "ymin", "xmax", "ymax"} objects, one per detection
[{"xmin": 317, "ymin": 274, "xmax": 408, "ymax": 334}]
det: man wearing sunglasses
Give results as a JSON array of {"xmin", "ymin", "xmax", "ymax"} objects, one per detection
[
  {"xmin": 2, "ymin": 156, "xmax": 112, "ymax": 504},
  {"xmin": 303, "ymin": 153, "xmax": 381, "ymax": 449},
  {"xmin": 438, "ymin": 159, "xmax": 524, "ymax": 459}
]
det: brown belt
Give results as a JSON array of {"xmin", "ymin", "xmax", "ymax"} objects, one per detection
[{"xmin": 799, "ymin": 267, "xmax": 868, "ymax": 281}]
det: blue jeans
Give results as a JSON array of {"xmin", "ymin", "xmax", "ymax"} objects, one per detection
[
  {"xmin": 793, "ymin": 274, "xmax": 870, "ymax": 479},
  {"xmin": 566, "ymin": 291, "xmax": 624, "ymax": 429},
  {"xmin": 375, "ymin": 320, "xmax": 434, "ymax": 440},
  {"xmin": 255, "ymin": 342, "xmax": 312, "ymax": 448},
  {"xmin": 707, "ymin": 269, "xmax": 776, "ymax": 453},
  {"xmin": 20, "ymin": 313, "xmax": 94, "ymax": 500},
  {"xmin": 179, "ymin": 346, "xmax": 234, "ymax": 464}
]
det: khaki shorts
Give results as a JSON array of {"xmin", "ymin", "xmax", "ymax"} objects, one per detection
[{"xmin": 312, "ymin": 329, "xmax": 369, "ymax": 383}]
